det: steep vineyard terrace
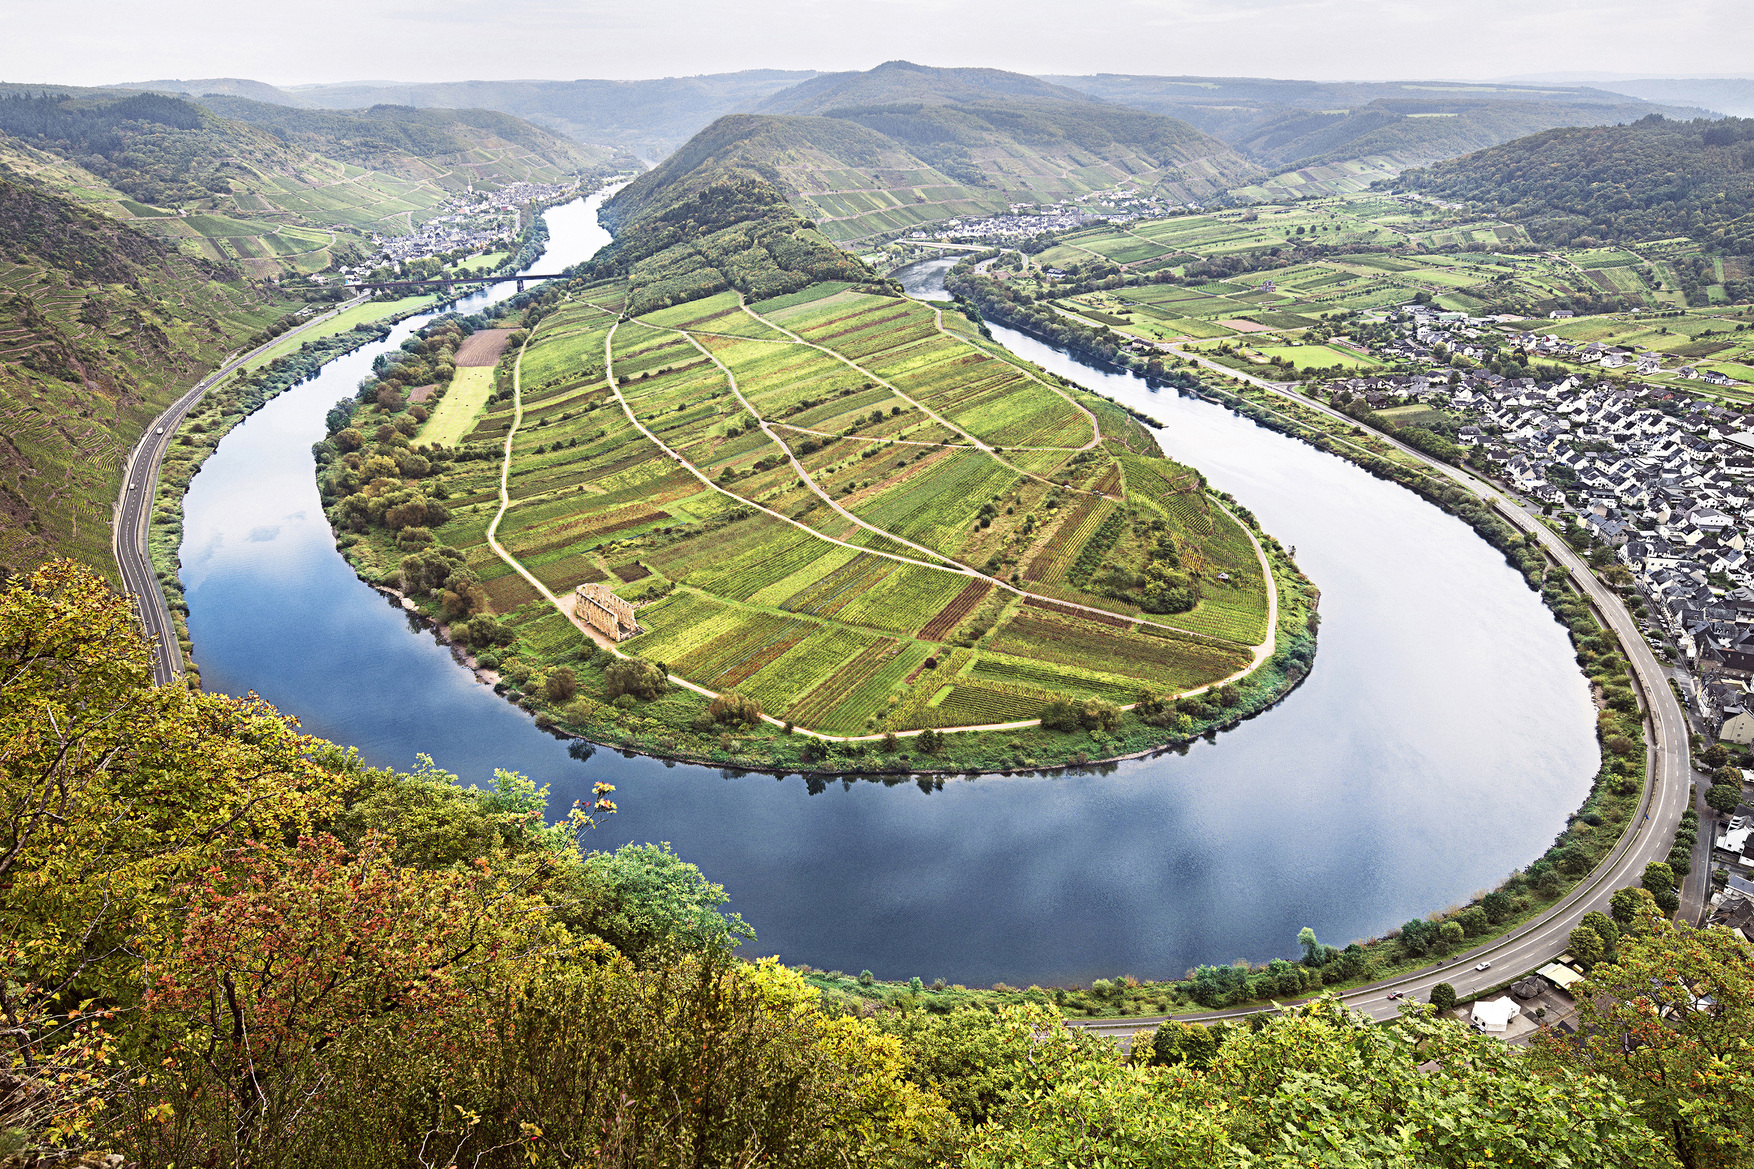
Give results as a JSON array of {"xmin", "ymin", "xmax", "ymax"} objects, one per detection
[{"xmin": 334, "ymin": 279, "xmax": 1310, "ymax": 762}]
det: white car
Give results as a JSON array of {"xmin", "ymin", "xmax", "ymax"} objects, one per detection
[
  {"xmin": 1474, "ymin": 961, "xmax": 1491, "ymax": 972},
  {"xmin": 156, "ymin": 426, "xmax": 164, "ymax": 434}
]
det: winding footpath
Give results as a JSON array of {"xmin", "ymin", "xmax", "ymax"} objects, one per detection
[{"xmin": 114, "ymin": 295, "xmax": 369, "ymax": 685}]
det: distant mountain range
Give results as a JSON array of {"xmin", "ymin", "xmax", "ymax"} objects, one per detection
[
  {"xmin": 127, "ymin": 72, "xmax": 820, "ymax": 162},
  {"xmin": 125, "ymin": 66, "xmax": 1719, "ymax": 210},
  {"xmin": 605, "ymin": 62, "xmax": 1262, "ymax": 243},
  {"xmin": 1040, "ymin": 75, "xmax": 1710, "ymax": 198}
]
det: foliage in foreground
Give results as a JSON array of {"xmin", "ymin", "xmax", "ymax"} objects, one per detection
[{"xmin": 1, "ymin": 560, "xmax": 1746, "ymax": 1168}]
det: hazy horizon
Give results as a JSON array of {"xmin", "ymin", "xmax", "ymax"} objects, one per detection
[{"xmin": 7, "ymin": 0, "xmax": 1748, "ymax": 90}]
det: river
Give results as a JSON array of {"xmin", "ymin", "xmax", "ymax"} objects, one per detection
[{"xmin": 175, "ymin": 214, "xmax": 1599, "ymax": 987}]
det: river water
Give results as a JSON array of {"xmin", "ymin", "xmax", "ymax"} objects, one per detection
[{"xmin": 176, "ymin": 212, "xmax": 1598, "ymax": 986}]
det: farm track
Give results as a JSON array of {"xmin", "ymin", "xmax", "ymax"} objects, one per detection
[{"xmin": 480, "ymin": 296, "xmax": 1281, "ymax": 740}]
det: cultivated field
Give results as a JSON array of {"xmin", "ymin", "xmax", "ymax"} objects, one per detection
[{"xmin": 410, "ymin": 281, "xmax": 1275, "ymax": 735}]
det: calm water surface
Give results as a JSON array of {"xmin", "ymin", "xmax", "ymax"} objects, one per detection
[{"xmin": 177, "ymin": 223, "xmax": 1598, "ymax": 985}]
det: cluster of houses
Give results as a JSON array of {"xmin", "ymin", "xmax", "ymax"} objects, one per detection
[
  {"xmin": 345, "ymin": 180, "xmax": 579, "ymax": 274},
  {"xmin": 1314, "ymin": 308, "xmax": 1754, "ymax": 895}
]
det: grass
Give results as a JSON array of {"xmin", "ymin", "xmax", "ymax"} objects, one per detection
[{"xmin": 422, "ymin": 367, "xmax": 496, "ymax": 448}]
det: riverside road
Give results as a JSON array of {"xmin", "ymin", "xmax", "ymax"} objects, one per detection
[
  {"xmin": 1073, "ymin": 350, "xmax": 1699, "ymax": 1040},
  {"xmin": 112, "ymin": 296, "xmax": 366, "ymax": 685}
]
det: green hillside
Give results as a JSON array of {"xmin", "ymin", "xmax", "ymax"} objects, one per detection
[
  {"xmin": 224, "ymin": 71, "xmax": 821, "ymax": 160},
  {"xmin": 0, "ymin": 174, "xmax": 287, "ymax": 574},
  {"xmin": 609, "ymin": 63, "xmax": 1261, "ymax": 244},
  {"xmin": 756, "ymin": 60, "xmax": 1097, "ymax": 113},
  {"xmin": 594, "ymin": 128, "xmax": 876, "ymax": 313},
  {"xmin": 1393, "ymin": 115, "xmax": 1754, "ymax": 254},
  {"xmin": 0, "ymin": 87, "xmax": 619, "ymax": 280},
  {"xmin": 1048, "ymin": 74, "xmax": 1699, "ymax": 198},
  {"xmin": 187, "ymin": 95, "xmax": 628, "ymax": 184}
]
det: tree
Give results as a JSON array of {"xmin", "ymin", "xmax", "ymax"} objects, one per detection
[
  {"xmin": 708, "ymin": 690, "xmax": 762, "ymax": 728},
  {"xmin": 1643, "ymin": 861, "xmax": 1677, "ymax": 896},
  {"xmin": 604, "ymin": 658, "xmax": 666, "ymax": 701},
  {"xmin": 1482, "ymin": 890, "xmax": 1514, "ymax": 922},
  {"xmin": 1536, "ymin": 916, "xmax": 1754, "ymax": 1169},
  {"xmin": 1298, "ymin": 927, "xmax": 1320, "ymax": 964},
  {"xmin": 1438, "ymin": 920, "xmax": 1465, "ymax": 952},
  {"xmin": 0, "ymin": 562, "xmax": 350, "ymax": 1149},
  {"xmin": 1039, "ymin": 695, "xmax": 1120, "ymax": 733},
  {"xmin": 583, "ymin": 842, "xmax": 754, "ymax": 954},
  {"xmin": 540, "ymin": 666, "xmax": 577, "ymax": 703},
  {"xmin": 143, "ymin": 832, "xmax": 550, "ymax": 1156},
  {"xmin": 1706, "ymin": 782, "xmax": 1742, "ymax": 813},
  {"xmin": 915, "ymin": 727, "xmax": 943, "ymax": 755},
  {"xmin": 1151, "ymin": 1019, "xmax": 1222, "ymax": 1070},
  {"xmin": 1569, "ymin": 924, "xmax": 1604, "ymax": 967},
  {"xmin": 1611, "ymin": 885, "xmax": 1659, "ymax": 926},
  {"xmin": 1458, "ymin": 906, "xmax": 1490, "ymax": 936},
  {"xmin": 1580, "ymin": 910, "xmax": 1619, "ymax": 948},
  {"xmin": 1430, "ymin": 982, "xmax": 1457, "ymax": 1011},
  {"xmin": 972, "ymin": 998, "xmax": 1673, "ymax": 1168}
]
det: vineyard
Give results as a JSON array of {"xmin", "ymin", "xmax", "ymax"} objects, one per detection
[
  {"xmin": 988, "ymin": 609, "xmax": 1252, "ymax": 692},
  {"xmin": 417, "ymin": 278, "xmax": 1281, "ymax": 740},
  {"xmin": 1022, "ymin": 496, "xmax": 1111, "ymax": 583}
]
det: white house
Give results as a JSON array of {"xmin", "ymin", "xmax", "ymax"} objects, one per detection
[{"xmin": 1470, "ymin": 997, "xmax": 1522, "ymax": 1033}]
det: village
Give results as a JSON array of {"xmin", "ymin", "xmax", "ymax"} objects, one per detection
[
  {"xmin": 1290, "ymin": 304, "xmax": 1754, "ymax": 936},
  {"xmin": 342, "ymin": 179, "xmax": 582, "ymax": 276}
]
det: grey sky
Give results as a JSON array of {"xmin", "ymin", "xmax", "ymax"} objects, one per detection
[{"xmin": 5, "ymin": 0, "xmax": 1749, "ymax": 87}]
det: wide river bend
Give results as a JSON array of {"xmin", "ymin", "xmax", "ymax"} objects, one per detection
[{"xmin": 176, "ymin": 205, "xmax": 1597, "ymax": 986}]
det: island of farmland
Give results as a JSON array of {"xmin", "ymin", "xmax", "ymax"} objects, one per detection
[{"xmin": 323, "ymin": 277, "xmax": 1314, "ymax": 770}]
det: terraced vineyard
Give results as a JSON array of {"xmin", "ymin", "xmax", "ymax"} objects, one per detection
[{"xmin": 341, "ymin": 278, "xmax": 1279, "ymax": 738}]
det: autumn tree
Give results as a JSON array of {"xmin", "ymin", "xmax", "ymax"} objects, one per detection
[{"xmin": 1535, "ymin": 913, "xmax": 1754, "ymax": 1169}]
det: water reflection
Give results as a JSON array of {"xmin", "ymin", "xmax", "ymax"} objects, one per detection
[{"xmin": 177, "ymin": 224, "xmax": 1599, "ymax": 985}]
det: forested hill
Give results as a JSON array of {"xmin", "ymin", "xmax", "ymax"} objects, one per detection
[
  {"xmin": 186, "ymin": 95, "xmax": 631, "ymax": 183},
  {"xmin": 1393, "ymin": 115, "xmax": 1754, "ymax": 254},
  {"xmin": 611, "ymin": 62, "xmax": 1260, "ymax": 245},
  {"xmin": 754, "ymin": 60, "xmax": 1099, "ymax": 113},
  {"xmin": 0, "ymin": 175, "xmax": 285, "ymax": 574},
  {"xmin": 590, "ymin": 116, "xmax": 876, "ymax": 314},
  {"xmin": 1045, "ymin": 74, "xmax": 1697, "ymax": 199},
  {"xmin": 136, "ymin": 71, "xmax": 821, "ymax": 161}
]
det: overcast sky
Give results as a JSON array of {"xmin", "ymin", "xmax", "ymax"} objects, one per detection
[{"xmin": 4, "ymin": 0, "xmax": 1749, "ymax": 87}]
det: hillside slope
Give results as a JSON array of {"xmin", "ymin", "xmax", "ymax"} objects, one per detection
[
  {"xmin": 1393, "ymin": 115, "xmax": 1754, "ymax": 254},
  {"xmin": 0, "ymin": 175, "xmax": 286, "ymax": 574},
  {"xmin": 630, "ymin": 62, "xmax": 1260, "ymax": 243},
  {"xmin": 591, "ymin": 123, "xmax": 876, "ymax": 314},
  {"xmin": 0, "ymin": 87, "xmax": 617, "ymax": 279},
  {"xmin": 251, "ymin": 71, "xmax": 819, "ymax": 160},
  {"xmin": 1047, "ymin": 74, "xmax": 1699, "ymax": 198},
  {"xmin": 185, "ymin": 95, "xmax": 625, "ymax": 185}
]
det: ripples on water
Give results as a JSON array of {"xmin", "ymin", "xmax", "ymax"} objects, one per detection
[{"xmin": 175, "ymin": 227, "xmax": 1598, "ymax": 985}]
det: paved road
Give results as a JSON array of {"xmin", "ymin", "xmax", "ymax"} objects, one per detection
[
  {"xmin": 111, "ymin": 296, "xmax": 368, "ymax": 685},
  {"xmin": 1070, "ymin": 351, "xmax": 1697, "ymax": 1039}
]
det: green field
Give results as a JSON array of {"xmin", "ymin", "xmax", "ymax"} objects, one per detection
[
  {"xmin": 331, "ymin": 280, "xmax": 1277, "ymax": 738},
  {"xmin": 422, "ymin": 367, "xmax": 496, "ymax": 448}
]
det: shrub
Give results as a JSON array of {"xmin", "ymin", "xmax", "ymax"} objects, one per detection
[
  {"xmin": 1430, "ymin": 982, "xmax": 1457, "ymax": 1011},
  {"xmin": 708, "ymin": 690, "xmax": 763, "ymax": 729},
  {"xmin": 605, "ymin": 659, "xmax": 667, "ymax": 701},
  {"xmin": 1039, "ymin": 696, "xmax": 1121, "ymax": 733}
]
